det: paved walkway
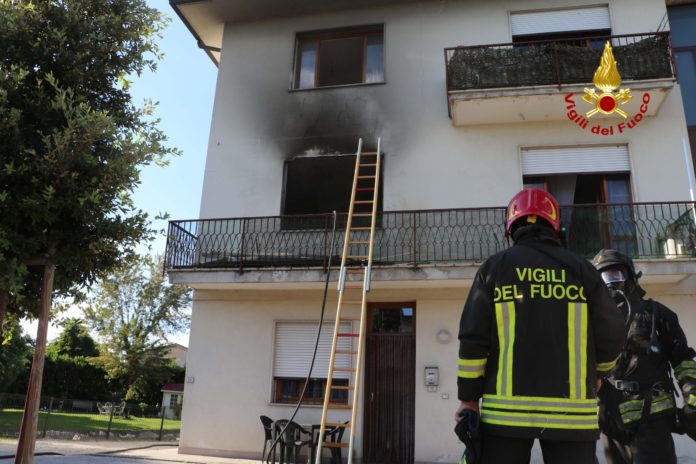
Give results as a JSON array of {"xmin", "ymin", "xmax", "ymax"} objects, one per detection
[{"xmin": 0, "ymin": 440, "xmax": 258, "ymax": 463}]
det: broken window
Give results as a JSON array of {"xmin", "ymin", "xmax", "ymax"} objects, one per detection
[
  {"xmin": 283, "ymin": 155, "xmax": 383, "ymax": 217},
  {"xmin": 293, "ymin": 26, "xmax": 384, "ymax": 89},
  {"xmin": 523, "ymin": 173, "xmax": 635, "ymax": 256}
]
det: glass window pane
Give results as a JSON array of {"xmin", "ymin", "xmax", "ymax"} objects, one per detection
[
  {"xmin": 318, "ymin": 36, "xmax": 364, "ymax": 86},
  {"xmin": 295, "ymin": 40, "xmax": 316, "ymax": 89},
  {"xmin": 365, "ymin": 33, "xmax": 384, "ymax": 83},
  {"xmin": 371, "ymin": 306, "xmax": 414, "ymax": 333}
]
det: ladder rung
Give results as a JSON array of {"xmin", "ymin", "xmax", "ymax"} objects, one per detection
[
  {"xmin": 361, "ymin": 152, "xmax": 378, "ymax": 155},
  {"xmin": 327, "ymin": 403, "xmax": 353, "ymax": 409},
  {"xmin": 350, "ymin": 227, "xmax": 371, "ymax": 230},
  {"xmin": 360, "ymin": 163, "xmax": 377, "ymax": 167},
  {"xmin": 322, "ymin": 442, "xmax": 349, "ymax": 448},
  {"xmin": 337, "ymin": 333, "xmax": 359, "ymax": 338},
  {"xmin": 347, "ymin": 255, "xmax": 368, "ymax": 259},
  {"xmin": 354, "ymin": 201, "xmax": 373, "ymax": 204},
  {"xmin": 357, "ymin": 175, "xmax": 376, "ymax": 179},
  {"xmin": 355, "ymin": 187, "xmax": 375, "ymax": 191},
  {"xmin": 335, "ymin": 350, "xmax": 359, "ymax": 355},
  {"xmin": 333, "ymin": 366, "xmax": 356, "ymax": 371},
  {"xmin": 325, "ymin": 421, "xmax": 352, "ymax": 427},
  {"xmin": 349, "ymin": 240, "xmax": 370, "ymax": 244}
]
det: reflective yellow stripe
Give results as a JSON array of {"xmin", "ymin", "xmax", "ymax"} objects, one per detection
[
  {"xmin": 458, "ymin": 358, "xmax": 487, "ymax": 378},
  {"xmin": 675, "ymin": 360, "xmax": 696, "ymax": 382},
  {"xmin": 688, "ymin": 394, "xmax": 696, "ymax": 408},
  {"xmin": 459, "ymin": 358, "xmax": 487, "ymax": 366},
  {"xmin": 483, "ymin": 394, "xmax": 598, "ymax": 405},
  {"xmin": 481, "ymin": 409, "xmax": 598, "ymax": 430},
  {"xmin": 597, "ymin": 357, "xmax": 618, "ymax": 373},
  {"xmin": 568, "ymin": 303, "xmax": 588, "ymax": 399},
  {"xmin": 495, "ymin": 302, "xmax": 515, "ymax": 396},
  {"xmin": 619, "ymin": 393, "xmax": 675, "ymax": 424},
  {"xmin": 482, "ymin": 395, "xmax": 598, "ymax": 413}
]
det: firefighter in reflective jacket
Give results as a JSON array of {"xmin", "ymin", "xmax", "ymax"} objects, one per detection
[
  {"xmin": 592, "ymin": 248, "xmax": 696, "ymax": 464},
  {"xmin": 455, "ymin": 189, "xmax": 625, "ymax": 464}
]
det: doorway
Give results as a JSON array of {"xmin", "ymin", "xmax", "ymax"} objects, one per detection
[{"xmin": 363, "ymin": 303, "xmax": 416, "ymax": 464}]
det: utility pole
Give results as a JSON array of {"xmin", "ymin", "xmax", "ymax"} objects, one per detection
[{"xmin": 15, "ymin": 256, "xmax": 55, "ymax": 464}]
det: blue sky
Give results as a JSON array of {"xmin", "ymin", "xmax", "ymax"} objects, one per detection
[
  {"xmin": 23, "ymin": 1, "xmax": 217, "ymax": 345},
  {"xmin": 130, "ymin": 1, "xmax": 218, "ymax": 254}
]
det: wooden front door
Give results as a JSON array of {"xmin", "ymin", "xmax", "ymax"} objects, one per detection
[{"xmin": 363, "ymin": 303, "xmax": 416, "ymax": 464}]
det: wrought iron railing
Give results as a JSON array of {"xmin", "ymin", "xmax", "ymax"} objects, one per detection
[
  {"xmin": 445, "ymin": 32, "xmax": 675, "ymax": 92},
  {"xmin": 165, "ymin": 202, "xmax": 696, "ymax": 271}
]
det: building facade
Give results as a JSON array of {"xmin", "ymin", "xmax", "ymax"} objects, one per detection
[{"xmin": 168, "ymin": 0, "xmax": 696, "ymax": 461}]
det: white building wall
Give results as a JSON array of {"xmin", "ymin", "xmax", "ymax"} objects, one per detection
[{"xmin": 199, "ymin": 0, "xmax": 689, "ymax": 220}]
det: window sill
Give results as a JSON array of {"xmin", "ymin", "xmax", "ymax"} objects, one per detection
[
  {"xmin": 288, "ymin": 81, "xmax": 386, "ymax": 92},
  {"xmin": 268, "ymin": 402, "xmax": 326, "ymax": 408}
]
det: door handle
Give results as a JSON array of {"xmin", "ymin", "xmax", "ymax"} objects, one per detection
[{"xmin": 370, "ymin": 392, "xmax": 374, "ymax": 402}]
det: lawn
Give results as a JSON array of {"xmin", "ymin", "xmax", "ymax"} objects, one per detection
[{"xmin": 0, "ymin": 409, "xmax": 180, "ymax": 432}]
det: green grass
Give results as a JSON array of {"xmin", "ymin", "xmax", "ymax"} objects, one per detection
[{"xmin": 0, "ymin": 409, "xmax": 180, "ymax": 432}]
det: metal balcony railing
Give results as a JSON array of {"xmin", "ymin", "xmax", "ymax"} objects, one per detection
[
  {"xmin": 445, "ymin": 32, "xmax": 675, "ymax": 92},
  {"xmin": 165, "ymin": 202, "xmax": 696, "ymax": 272}
]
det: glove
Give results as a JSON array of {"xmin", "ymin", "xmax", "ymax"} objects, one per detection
[{"xmin": 454, "ymin": 409, "xmax": 482, "ymax": 464}]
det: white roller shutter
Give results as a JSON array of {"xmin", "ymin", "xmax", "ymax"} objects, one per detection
[
  {"xmin": 511, "ymin": 6, "xmax": 611, "ymax": 36},
  {"xmin": 521, "ymin": 145, "xmax": 630, "ymax": 175},
  {"xmin": 274, "ymin": 321, "xmax": 352, "ymax": 379}
]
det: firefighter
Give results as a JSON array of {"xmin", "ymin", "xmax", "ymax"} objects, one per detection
[
  {"xmin": 455, "ymin": 188, "xmax": 625, "ymax": 464},
  {"xmin": 592, "ymin": 248, "xmax": 696, "ymax": 464}
]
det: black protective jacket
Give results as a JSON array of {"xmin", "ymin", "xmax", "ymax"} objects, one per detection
[
  {"xmin": 601, "ymin": 294, "xmax": 696, "ymax": 429},
  {"xmin": 458, "ymin": 229, "xmax": 625, "ymax": 441}
]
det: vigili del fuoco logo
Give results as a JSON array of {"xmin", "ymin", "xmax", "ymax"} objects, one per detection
[{"xmin": 565, "ymin": 41, "xmax": 651, "ymax": 136}]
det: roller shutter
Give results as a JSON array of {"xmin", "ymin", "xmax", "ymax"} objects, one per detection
[
  {"xmin": 521, "ymin": 145, "xmax": 630, "ymax": 175},
  {"xmin": 274, "ymin": 321, "xmax": 352, "ymax": 379},
  {"xmin": 511, "ymin": 6, "xmax": 611, "ymax": 36}
]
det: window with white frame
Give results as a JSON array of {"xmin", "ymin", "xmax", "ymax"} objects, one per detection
[
  {"xmin": 169, "ymin": 394, "xmax": 179, "ymax": 407},
  {"xmin": 273, "ymin": 321, "xmax": 352, "ymax": 404},
  {"xmin": 510, "ymin": 6, "xmax": 611, "ymax": 45}
]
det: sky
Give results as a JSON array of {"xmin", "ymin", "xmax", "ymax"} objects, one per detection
[{"xmin": 21, "ymin": 0, "xmax": 218, "ymax": 347}]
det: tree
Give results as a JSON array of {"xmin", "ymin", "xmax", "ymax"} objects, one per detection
[
  {"xmin": 0, "ymin": 323, "xmax": 32, "ymax": 392},
  {"xmin": 83, "ymin": 255, "xmax": 191, "ymax": 401},
  {"xmin": 0, "ymin": 2, "xmax": 177, "ymax": 458},
  {"xmin": 0, "ymin": 0, "xmax": 174, "ymax": 327},
  {"xmin": 46, "ymin": 318, "xmax": 99, "ymax": 358}
]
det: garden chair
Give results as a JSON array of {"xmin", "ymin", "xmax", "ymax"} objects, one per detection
[
  {"xmin": 96, "ymin": 402, "xmax": 112, "ymax": 416},
  {"xmin": 112, "ymin": 401, "xmax": 126, "ymax": 417},
  {"xmin": 274, "ymin": 420, "xmax": 315, "ymax": 464},
  {"xmin": 260, "ymin": 415, "xmax": 274, "ymax": 463},
  {"xmin": 317, "ymin": 421, "xmax": 348, "ymax": 464}
]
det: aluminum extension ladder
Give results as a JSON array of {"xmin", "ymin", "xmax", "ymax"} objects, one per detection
[{"xmin": 314, "ymin": 138, "xmax": 382, "ymax": 464}]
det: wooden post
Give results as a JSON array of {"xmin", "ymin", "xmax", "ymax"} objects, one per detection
[
  {"xmin": 158, "ymin": 406, "xmax": 166, "ymax": 441},
  {"xmin": 41, "ymin": 397, "xmax": 53, "ymax": 439},
  {"xmin": 106, "ymin": 406, "xmax": 114, "ymax": 439},
  {"xmin": 15, "ymin": 262, "xmax": 55, "ymax": 464}
]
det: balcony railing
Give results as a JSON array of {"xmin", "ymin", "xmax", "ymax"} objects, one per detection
[
  {"xmin": 165, "ymin": 202, "xmax": 696, "ymax": 272},
  {"xmin": 445, "ymin": 32, "xmax": 675, "ymax": 92}
]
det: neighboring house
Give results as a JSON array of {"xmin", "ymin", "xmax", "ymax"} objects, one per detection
[
  {"xmin": 668, "ymin": 1, "xmax": 696, "ymax": 163},
  {"xmin": 166, "ymin": 343, "xmax": 188, "ymax": 368},
  {"xmin": 161, "ymin": 382, "xmax": 184, "ymax": 419},
  {"xmin": 167, "ymin": 0, "xmax": 696, "ymax": 462}
]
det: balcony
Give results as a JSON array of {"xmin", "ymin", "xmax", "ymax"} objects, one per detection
[
  {"xmin": 166, "ymin": 203, "xmax": 696, "ymax": 285},
  {"xmin": 445, "ymin": 33, "xmax": 676, "ymax": 126}
]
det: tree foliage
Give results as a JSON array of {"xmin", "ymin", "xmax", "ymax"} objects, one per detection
[
  {"xmin": 83, "ymin": 255, "xmax": 191, "ymax": 401},
  {"xmin": 0, "ymin": 323, "xmax": 32, "ymax": 391},
  {"xmin": 46, "ymin": 318, "xmax": 99, "ymax": 358},
  {"xmin": 0, "ymin": 0, "xmax": 176, "ymax": 328}
]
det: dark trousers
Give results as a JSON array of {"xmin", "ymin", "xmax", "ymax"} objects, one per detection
[
  {"xmin": 602, "ymin": 414, "xmax": 676, "ymax": 464},
  {"xmin": 480, "ymin": 432, "xmax": 596, "ymax": 464}
]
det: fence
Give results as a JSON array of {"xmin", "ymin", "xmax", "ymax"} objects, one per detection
[
  {"xmin": 165, "ymin": 202, "xmax": 696, "ymax": 271},
  {"xmin": 445, "ymin": 32, "xmax": 675, "ymax": 91},
  {"xmin": 0, "ymin": 393, "xmax": 181, "ymax": 441}
]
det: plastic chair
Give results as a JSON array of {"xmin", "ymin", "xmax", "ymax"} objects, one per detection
[
  {"xmin": 260, "ymin": 415, "xmax": 274, "ymax": 463},
  {"xmin": 275, "ymin": 420, "xmax": 315, "ymax": 464},
  {"xmin": 320, "ymin": 421, "xmax": 348, "ymax": 464}
]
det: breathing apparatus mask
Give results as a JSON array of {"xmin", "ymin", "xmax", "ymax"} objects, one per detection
[{"xmin": 600, "ymin": 268, "xmax": 628, "ymax": 305}]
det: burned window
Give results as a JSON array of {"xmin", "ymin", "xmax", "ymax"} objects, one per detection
[
  {"xmin": 282, "ymin": 155, "xmax": 383, "ymax": 218},
  {"xmin": 293, "ymin": 26, "xmax": 384, "ymax": 89}
]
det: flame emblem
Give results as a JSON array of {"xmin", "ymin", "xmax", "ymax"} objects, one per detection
[
  {"xmin": 545, "ymin": 198, "xmax": 557, "ymax": 221},
  {"xmin": 583, "ymin": 41, "xmax": 632, "ymax": 118}
]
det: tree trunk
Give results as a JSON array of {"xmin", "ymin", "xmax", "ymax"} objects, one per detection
[
  {"xmin": 15, "ymin": 263, "xmax": 56, "ymax": 464},
  {"xmin": 0, "ymin": 290, "xmax": 7, "ymax": 333}
]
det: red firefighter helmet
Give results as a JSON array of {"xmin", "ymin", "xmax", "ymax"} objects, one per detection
[{"xmin": 505, "ymin": 188, "xmax": 560, "ymax": 237}]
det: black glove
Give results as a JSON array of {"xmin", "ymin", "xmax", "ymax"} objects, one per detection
[{"xmin": 454, "ymin": 409, "xmax": 482, "ymax": 464}]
